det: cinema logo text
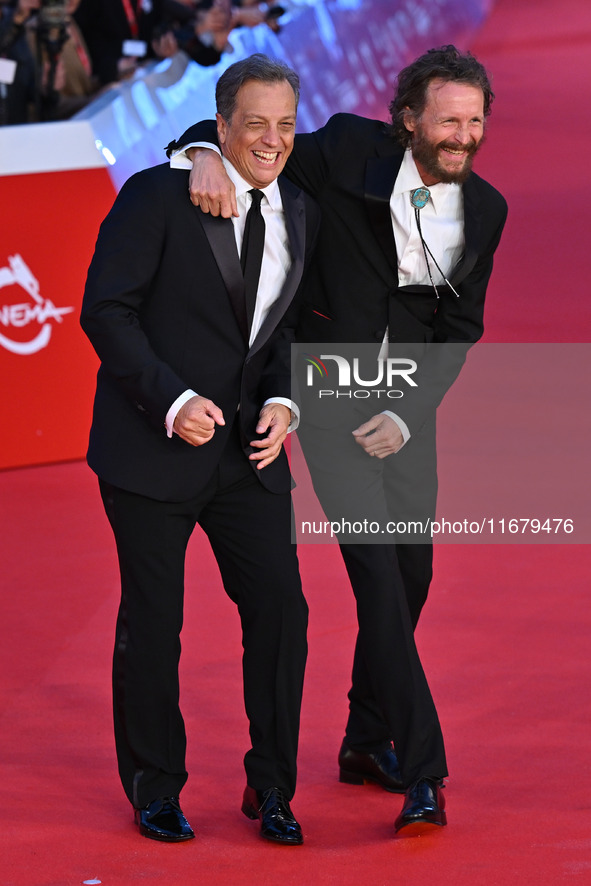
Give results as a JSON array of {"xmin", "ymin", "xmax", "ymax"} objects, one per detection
[
  {"xmin": 0, "ymin": 254, "xmax": 74, "ymax": 355},
  {"xmin": 304, "ymin": 353, "xmax": 418, "ymax": 400}
]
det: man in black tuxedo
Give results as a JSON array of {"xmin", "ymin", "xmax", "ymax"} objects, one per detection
[
  {"xmin": 81, "ymin": 54, "xmax": 320, "ymax": 845},
  {"xmin": 169, "ymin": 45, "xmax": 507, "ymax": 834}
]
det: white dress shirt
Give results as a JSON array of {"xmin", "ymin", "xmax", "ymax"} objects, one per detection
[
  {"xmin": 391, "ymin": 148, "xmax": 464, "ymax": 287},
  {"xmin": 165, "ymin": 157, "xmax": 297, "ymax": 437},
  {"xmin": 225, "ymin": 159, "xmax": 292, "ymax": 346}
]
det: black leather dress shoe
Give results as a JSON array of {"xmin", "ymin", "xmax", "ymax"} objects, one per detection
[
  {"xmin": 135, "ymin": 796, "xmax": 195, "ymax": 842},
  {"xmin": 241, "ymin": 786, "xmax": 303, "ymax": 845},
  {"xmin": 394, "ymin": 777, "xmax": 446, "ymax": 835},
  {"xmin": 338, "ymin": 740, "xmax": 405, "ymax": 793}
]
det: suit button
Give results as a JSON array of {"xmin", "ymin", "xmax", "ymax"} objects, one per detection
[{"xmin": 374, "ymin": 330, "xmax": 384, "ymax": 341}]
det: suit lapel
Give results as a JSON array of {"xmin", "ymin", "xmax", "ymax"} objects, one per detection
[
  {"xmin": 364, "ymin": 145, "xmax": 403, "ymax": 275},
  {"xmin": 450, "ymin": 174, "xmax": 482, "ymax": 287},
  {"xmin": 249, "ymin": 176, "xmax": 306, "ymax": 356},
  {"xmin": 197, "ymin": 178, "xmax": 306, "ymax": 353},
  {"xmin": 197, "ymin": 208, "xmax": 249, "ymax": 343}
]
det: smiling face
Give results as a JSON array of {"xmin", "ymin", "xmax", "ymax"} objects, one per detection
[
  {"xmin": 216, "ymin": 79, "xmax": 297, "ymax": 189},
  {"xmin": 405, "ymin": 79, "xmax": 485, "ymax": 186}
]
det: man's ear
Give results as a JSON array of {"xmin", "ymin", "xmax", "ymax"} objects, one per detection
[
  {"xmin": 402, "ymin": 112, "xmax": 415, "ymax": 134},
  {"xmin": 216, "ymin": 113, "xmax": 227, "ymax": 146},
  {"xmin": 402, "ymin": 107, "xmax": 417, "ymax": 134}
]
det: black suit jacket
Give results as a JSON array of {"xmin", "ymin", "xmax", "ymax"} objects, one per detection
[
  {"xmin": 286, "ymin": 115, "xmax": 507, "ymax": 341},
  {"xmin": 290, "ymin": 114, "xmax": 508, "ymax": 433},
  {"xmin": 81, "ymin": 162, "xmax": 320, "ymax": 501},
  {"xmin": 173, "ymin": 113, "xmax": 507, "ymax": 434}
]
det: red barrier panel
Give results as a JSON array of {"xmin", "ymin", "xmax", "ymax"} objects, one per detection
[{"xmin": 0, "ymin": 122, "xmax": 116, "ymax": 470}]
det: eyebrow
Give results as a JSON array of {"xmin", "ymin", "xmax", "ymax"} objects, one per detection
[
  {"xmin": 435, "ymin": 113, "xmax": 484, "ymax": 121},
  {"xmin": 245, "ymin": 114, "xmax": 296, "ymax": 121}
]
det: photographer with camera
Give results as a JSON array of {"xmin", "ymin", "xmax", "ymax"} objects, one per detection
[
  {"xmin": 0, "ymin": 0, "xmax": 96, "ymax": 124},
  {"xmin": 151, "ymin": 0, "xmax": 233, "ymax": 69},
  {"xmin": 151, "ymin": 0, "xmax": 287, "ymax": 71},
  {"xmin": 73, "ymin": 0, "xmax": 161, "ymax": 85},
  {"xmin": 0, "ymin": 0, "xmax": 38, "ymax": 124},
  {"xmin": 27, "ymin": 0, "xmax": 96, "ymax": 120}
]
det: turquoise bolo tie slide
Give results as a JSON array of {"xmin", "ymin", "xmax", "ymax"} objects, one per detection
[{"xmin": 410, "ymin": 187, "xmax": 430, "ymax": 209}]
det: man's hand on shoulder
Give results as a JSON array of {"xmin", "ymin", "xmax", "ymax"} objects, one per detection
[
  {"xmin": 352, "ymin": 413, "xmax": 404, "ymax": 459},
  {"xmin": 173, "ymin": 395, "xmax": 225, "ymax": 446},
  {"xmin": 249, "ymin": 403, "xmax": 291, "ymax": 469},
  {"xmin": 187, "ymin": 148, "xmax": 238, "ymax": 218}
]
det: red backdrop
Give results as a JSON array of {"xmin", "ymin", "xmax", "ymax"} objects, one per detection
[{"xmin": 0, "ymin": 133, "xmax": 116, "ymax": 470}]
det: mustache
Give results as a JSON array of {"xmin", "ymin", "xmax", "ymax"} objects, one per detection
[{"xmin": 437, "ymin": 138, "xmax": 480, "ymax": 155}]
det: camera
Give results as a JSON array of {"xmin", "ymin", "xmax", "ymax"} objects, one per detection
[{"xmin": 38, "ymin": 0, "xmax": 69, "ymax": 29}]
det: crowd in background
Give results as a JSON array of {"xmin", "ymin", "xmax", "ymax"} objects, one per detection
[{"xmin": 0, "ymin": 0, "xmax": 288, "ymax": 125}]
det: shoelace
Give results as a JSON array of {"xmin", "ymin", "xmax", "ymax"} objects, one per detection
[{"xmin": 259, "ymin": 787, "xmax": 289, "ymax": 814}]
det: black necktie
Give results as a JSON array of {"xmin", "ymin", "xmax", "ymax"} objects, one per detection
[{"xmin": 240, "ymin": 189, "xmax": 265, "ymax": 334}]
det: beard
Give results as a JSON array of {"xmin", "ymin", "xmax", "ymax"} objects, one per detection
[{"xmin": 411, "ymin": 128, "xmax": 484, "ymax": 184}]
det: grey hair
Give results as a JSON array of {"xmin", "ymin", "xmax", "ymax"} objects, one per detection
[{"xmin": 215, "ymin": 53, "xmax": 300, "ymax": 121}]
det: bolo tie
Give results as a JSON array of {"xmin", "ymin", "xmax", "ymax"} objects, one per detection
[{"xmin": 410, "ymin": 187, "xmax": 460, "ymax": 299}]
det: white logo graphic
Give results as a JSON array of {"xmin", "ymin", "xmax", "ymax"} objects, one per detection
[
  {"xmin": 306, "ymin": 355, "xmax": 418, "ymax": 387},
  {"xmin": 304, "ymin": 353, "xmax": 418, "ymax": 401},
  {"xmin": 0, "ymin": 254, "xmax": 74, "ymax": 355}
]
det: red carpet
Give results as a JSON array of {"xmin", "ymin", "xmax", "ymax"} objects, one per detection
[
  {"xmin": 2, "ymin": 0, "xmax": 591, "ymax": 883},
  {"xmin": 3, "ymin": 463, "xmax": 589, "ymax": 885}
]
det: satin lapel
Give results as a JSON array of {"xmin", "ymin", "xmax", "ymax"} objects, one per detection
[
  {"xmin": 364, "ymin": 149, "xmax": 402, "ymax": 275},
  {"xmin": 249, "ymin": 178, "xmax": 306, "ymax": 356},
  {"xmin": 450, "ymin": 174, "xmax": 482, "ymax": 287},
  {"xmin": 198, "ymin": 208, "xmax": 249, "ymax": 343}
]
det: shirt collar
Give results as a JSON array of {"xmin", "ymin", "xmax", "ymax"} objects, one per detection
[
  {"xmin": 222, "ymin": 156, "xmax": 282, "ymax": 212},
  {"xmin": 394, "ymin": 148, "xmax": 460, "ymax": 214}
]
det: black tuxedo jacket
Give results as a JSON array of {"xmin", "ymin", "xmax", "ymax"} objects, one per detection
[
  {"xmin": 289, "ymin": 114, "xmax": 508, "ymax": 433},
  {"xmin": 81, "ymin": 162, "xmax": 320, "ymax": 501},
  {"xmin": 285, "ymin": 114, "xmax": 507, "ymax": 342}
]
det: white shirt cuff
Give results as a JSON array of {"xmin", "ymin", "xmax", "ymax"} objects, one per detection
[
  {"xmin": 166, "ymin": 389, "xmax": 198, "ymax": 437},
  {"xmin": 169, "ymin": 142, "xmax": 222, "ymax": 169},
  {"xmin": 263, "ymin": 397, "xmax": 300, "ymax": 432},
  {"xmin": 382, "ymin": 410, "xmax": 410, "ymax": 445}
]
